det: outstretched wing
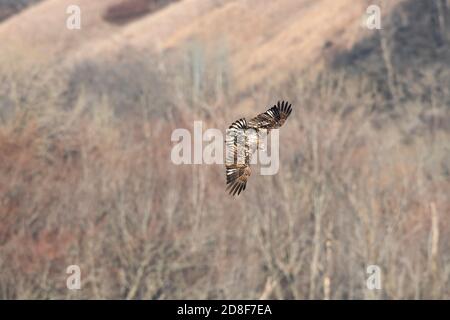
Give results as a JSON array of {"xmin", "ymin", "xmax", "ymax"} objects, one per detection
[
  {"xmin": 248, "ymin": 100, "xmax": 292, "ymax": 130},
  {"xmin": 225, "ymin": 118, "xmax": 251, "ymax": 196},
  {"xmin": 226, "ymin": 162, "xmax": 250, "ymax": 196}
]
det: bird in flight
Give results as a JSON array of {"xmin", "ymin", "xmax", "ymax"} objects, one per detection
[{"xmin": 225, "ymin": 101, "xmax": 292, "ymax": 196}]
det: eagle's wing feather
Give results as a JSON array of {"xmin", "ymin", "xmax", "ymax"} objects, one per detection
[
  {"xmin": 248, "ymin": 100, "xmax": 292, "ymax": 129},
  {"xmin": 226, "ymin": 164, "xmax": 249, "ymax": 196}
]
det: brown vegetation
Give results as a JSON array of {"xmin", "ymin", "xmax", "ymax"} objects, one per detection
[
  {"xmin": 103, "ymin": 0, "xmax": 179, "ymax": 24},
  {"xmin": 0, "ymin": 0, "xmax": 449, "ymax": 299}
]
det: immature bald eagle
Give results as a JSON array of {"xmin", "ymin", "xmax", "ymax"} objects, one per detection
[{"xmin": 226, "ymin": 101, "xmax": 292, "ymax": 196}]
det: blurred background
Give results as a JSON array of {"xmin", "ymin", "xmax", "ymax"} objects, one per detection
[{"xmin": 0, "ymin": 0, "xmax": 449, "ymax": 299}]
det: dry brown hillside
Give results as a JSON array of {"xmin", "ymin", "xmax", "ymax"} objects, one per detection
[
  {"xmin": 72, "ymin": 0, "xmax": 389, "ymax": 92},
  {"xmin": 0, "ymin": 0, "xmax": 120, "ymax": 64},
  {"xmin": 1, "ymin": 0, "xmax": 402, "ymax": 91},
  {"xmin": 0, "ymin": 0, "xmax": 43, "ymax": 22}
]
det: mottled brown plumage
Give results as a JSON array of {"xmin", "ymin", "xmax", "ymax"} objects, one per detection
[{"xmin": 225, "ymin": 101, "xmax": 292, "ymax": 196}]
